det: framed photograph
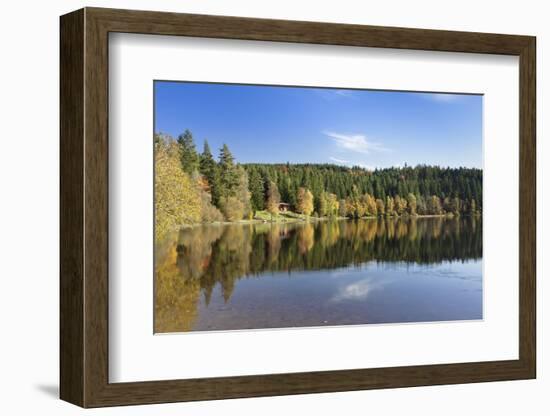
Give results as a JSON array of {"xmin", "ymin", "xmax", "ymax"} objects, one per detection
[{"xmin": 60, "ymin": 7, "xmax": 536, "ymax": 407}]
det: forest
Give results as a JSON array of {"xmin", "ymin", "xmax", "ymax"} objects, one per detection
[{"xmin": 155, "ymin": 129, "xmax": 483, "ymax": 240}]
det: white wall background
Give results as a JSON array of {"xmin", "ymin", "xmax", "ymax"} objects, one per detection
[{"xmin": 0, "ymin": 0, "xmax": 545, "ymax": 414}]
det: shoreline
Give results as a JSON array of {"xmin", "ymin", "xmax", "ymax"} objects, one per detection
[{"xmin": 179, "ymin": 213, "xmax": 481, "ymax": 229}]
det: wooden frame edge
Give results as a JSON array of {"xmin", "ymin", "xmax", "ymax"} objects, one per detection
[
  {"xmin": 60, "ymin": 7, "xmax": 536, "ymax": 408},
  {"xmin": 518, "ymin": 36, "xmax": 536, "ymax": 379},
  {"xmin": 60, "ymin": 8, "xmax": 85, "ymax": 407}
]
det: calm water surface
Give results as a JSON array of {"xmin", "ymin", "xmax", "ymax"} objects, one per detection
[{"xmin": 155, "ymin": 217, "xmax": 482, "ymax": 333}]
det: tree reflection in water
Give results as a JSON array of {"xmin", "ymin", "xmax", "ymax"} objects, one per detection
[{"xmin": 155, "ymin": 217, "xmax": 481, "ymax": 333}]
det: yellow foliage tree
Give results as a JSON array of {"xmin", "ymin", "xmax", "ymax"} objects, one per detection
[
  {"xmin": 407, "ymin": 193, "xmax": 417, "ymax": 216},
  {"xmin": 155, "ymin": 139, "xmax": 201, "ymax": 241},
  {"xmin": 326, "ymin": 192, "xmax": 339, "ymax": 217},
  {"xmin": 365, "ymin": 194, "xmax": 377, "ymax": 216},
  {"xmin": 296, "ymin": 187, "xmax": 314, "ymax": 216},
  {"xmin": 266, "ymin": 181, "xmax": 280, "ymax": 217},
  {"xmin": 220, "ymin": 196, "xmax": 245, "ymax": 222},
  {"xmin": 376, "ymin": 198, "xmax": 385, "ymax": 216}
]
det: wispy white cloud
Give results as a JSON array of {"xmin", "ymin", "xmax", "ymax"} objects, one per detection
[
  {"xmin": 424, "ymin": 93, "xmax": 460, "ymax": 103},
  {"xmin": 329, "ymin": 156, "xmax": 350, "ymax": 164},
  {"xmin": 314, "ymin": 89, "xmax": 356, "ymax": 101},
  {"xmin": 324, "ymin": 131, "xmax": 389, "ymax": 154},
  {"xmin": 356, "ymin": 163, "xmax": 375, "ymax": 171},
  {"xmin": 333, "ymin": 89, "xmax": 355, "ymax": 98}
]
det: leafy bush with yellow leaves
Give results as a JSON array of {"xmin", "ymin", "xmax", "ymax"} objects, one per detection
[{"xmin": 155, "ymin": 138, "xmax": 200, "ymax": 241}]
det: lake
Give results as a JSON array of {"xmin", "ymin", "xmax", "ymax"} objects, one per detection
[{"xmin": 155, "ymin": 217, "xmax": 482, "ymax": 333}]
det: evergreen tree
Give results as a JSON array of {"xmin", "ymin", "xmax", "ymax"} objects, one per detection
[
  {"xmin": 177, "ymin": 129, "xmax": 199, "ymax": 174},
  {"xmin": 199, "ymin": 140, "xmax": 221, "ymax": 205},
  {"xmin": 218, "ymin": 144, "xmax": 239, "ymax": 198},
  {"xmin": 248, "ymin": 168, "xmax": 265, "ymax": 213}
]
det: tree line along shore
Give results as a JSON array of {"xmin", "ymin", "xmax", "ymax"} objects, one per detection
[{"xmin": 155, "ymin": 130, "xmax": 482, "ymax": 240}]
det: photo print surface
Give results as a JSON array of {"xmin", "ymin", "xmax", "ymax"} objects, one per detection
[{"xmin": 154, "ymin": 81, "xmax": 483, "ymax": 333}]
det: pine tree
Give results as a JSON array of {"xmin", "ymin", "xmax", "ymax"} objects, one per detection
[
  {"xmin": 218, "ymin": 144, "xmax": 239, "ymax": 198},
  {"xmin": 199, "ymin": 140, "xmax": 221, "ymax": 205},
  {"xmin": 248, "ymin": 168, "xmax": 265, "ymax": 213},
  {"xmin": 177, "ymin": 129, "xmax": 199, "ymax": 174}
]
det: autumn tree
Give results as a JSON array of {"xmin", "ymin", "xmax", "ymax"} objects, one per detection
[
  {"xmin": 200, "ymin": 190, "xmax": 224, "ymax": 223},
  {"xmin": 365, "ymin": 194, "xmax": 377, "ymax": 216},
  {"xmin": 235, "ymin": 166, "xmax": 252, "ymax": 219},
  {"xmin": 407, "ymin": 193, "xmax": 417, "ymax": 216},
  {"xmin": 470, "ymin": 199, "xmax": 477, "ymax": 215},
  {"xmin": 220, "ymin": 196, "xmax": 245, "ymax": 222},
  {"xmin": 266, "ymin": 181, "xmax": 281, "ymax": 218},
  {"xmin": 326, "ymin": 193, "xmax": 339, "ymax": 217},
  {"xmin": 338, "ymin": 199, "xmax": 347, "ymax": 217},
  {"xmin": 318, "ymin": 191, "xmax": 328, "ymax": 217},
  {"xmin": 452, "ymin": 196, "xmax": 461, "ymax": 216},
  {"xmin": 355, "ymin": 195, "xmax": 367, "ymax": 218},
  {"xmin": 155, "ymin": 138, "xmax": 200, "ymax": 240},
  {"xmin": 428, "ymin": 195, "xmax": 442, "ymax": 215},
  {"xmin": 394, "ymin": 195, "xmax": 407, "ymax": 216},
  {"xmin": 385, "ymin": 195, "xmax": 395, "ymax": 216},
  {"xmin": 345, "ymin": 197, "xmax": 356, "ymax": 218},
  {"xmin": 296, "ymin": 187, "xmax": 314, "ymax": 216},
  {"xmin": 376, "ymin": 198, "xmax": 385, "ymax": 216}
]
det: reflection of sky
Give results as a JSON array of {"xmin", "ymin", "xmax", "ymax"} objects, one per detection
[
  {"xmin": 331, "ymin": 278, "xmax": 377, "ymax": 302},
  {"xmin": 191, "ymin": 259, "xmax": 483, "ymax": 331},
  {"xmin": 328, "ymin": 259, "xmax": 482, "ymax": 304}
]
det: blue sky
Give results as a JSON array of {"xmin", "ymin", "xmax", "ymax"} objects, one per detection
[{"xmin": 154, "ymin": 81, "xmax": 482, "ymax": 169}]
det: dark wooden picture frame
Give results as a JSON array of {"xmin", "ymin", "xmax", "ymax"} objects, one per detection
[{"xmin": 60, "ymin": 7, "xmax": 536, "ymax": 408}]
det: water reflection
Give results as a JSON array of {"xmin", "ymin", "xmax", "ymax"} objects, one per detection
[{"xmin": 155, "ymin": 217, "xmax": 482, "ymax": 333}]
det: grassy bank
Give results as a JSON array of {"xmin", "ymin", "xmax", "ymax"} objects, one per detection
[{"xmin": 179, "ymin": 210, "xmax": 479, "ymax": 230}]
